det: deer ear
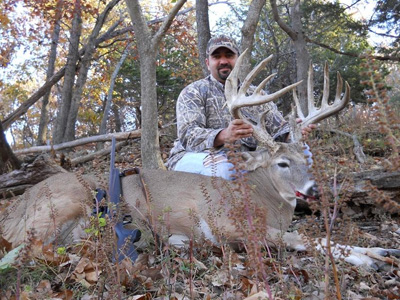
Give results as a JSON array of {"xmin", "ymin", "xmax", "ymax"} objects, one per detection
[{"xmin": 241, "ymin": 150, "xmax": 271, "ymax": 171}]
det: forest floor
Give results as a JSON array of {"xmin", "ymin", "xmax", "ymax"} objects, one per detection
[{"xmin": 0, "ymin": 134, "xmax": 399, "ymax": 300}]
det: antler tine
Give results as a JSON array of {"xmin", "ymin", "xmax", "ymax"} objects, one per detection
[
  {"xmin": 320, "ymin": 62, "xmax": 330, "ymax": 109},
  {"xmin": 307, "ymin": 62, "xmax": 315, "ymax": 117},
  {"xmin": 305, "ymin": 62, "xmax": 330, "ymax": 118},
  {"xmin": 298, "ymin": 63, "xmax": 351, "ymax": 130},
  {"xmin": 293, "ymin": 89, "xmax": 304, "ymax": 120},
  {"xmin": 225, "ymin": 50, "xmax": 304, "ymax": 152},
  {"xmin": 240, "ymin": 54, "xmax": 274, "ymax": 93},
  {"xmin": 224, "ymin": 49, "xmax": 248, "ymax": 109},
  {"xmin": 254, "ymin": 110, "xmax": 280, "ymax": 150},
  {"xmin": 225, "ymin": 50, "xmax": 302, "ymax": 119}
]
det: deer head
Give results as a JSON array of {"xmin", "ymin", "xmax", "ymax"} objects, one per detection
[
  {"xmin": 225, "ymin": 49, "xmax": 350, "ymax": 153},
  {"xmin": 223, "ymin": 50, "xmax": 350, "ymax": 203}
]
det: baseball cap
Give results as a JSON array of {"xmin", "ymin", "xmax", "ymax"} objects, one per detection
[{"xmin": 206, "ymin": 35, "xmax": 240, "ymax": 56}]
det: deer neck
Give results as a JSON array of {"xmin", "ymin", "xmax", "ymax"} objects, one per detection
[{"xmin": 246, "ymin": 167, "xmax": 296, "ymax": 232}]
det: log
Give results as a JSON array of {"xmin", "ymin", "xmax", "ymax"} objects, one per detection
[
  {"xmin": 14, "ymin": 130, "xmax": 141, "ymax": 155},
  {"xmin": 71, "ymin": 140, "xmax": 128, "ymax": 166},
  {"xmin": 0, "ymin": 154, "xmax": 67, "ymax": 199},
  {"xmin": 296, "ymin": 169, "xmax": 400, "ymax": 215},
  {"xmin": 344, "ymin": 169, "xmax": 400, "ymax": 215},
  {"xmin": 352, "ymin": 169, "xmax": 400, "ymax": 190}
]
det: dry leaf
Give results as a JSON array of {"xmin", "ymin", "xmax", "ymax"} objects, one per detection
[
  {"xmin": 243, "ymin": 291, "xmax": 270, "ymax": 300},
  {"xmin": 36, "ymin": 279, "xmax": 51, "ymax": 294},
  {"xmin": 211, "ymin": 269, "xmax": 231, "ymax": 287}
]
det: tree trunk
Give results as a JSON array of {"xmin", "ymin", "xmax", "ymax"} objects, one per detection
[
  {"xmin": 139, "ymin": 48, "xmax": 163, "ymax": 169},
  {"xmin": 112, "ymin": 103, "xmax": 122, "ymax": 132},
  {"xmin": 196, "ymin": 0, "xmax": 211, "ymax": 77},
  {"xmin": 53, "ymin": 0, "xmax": 82, "ymax": 144},
  {"xmin": 37, "ymin": 0, "xmax": 63, "ymax": 146},
  {"xmin": 64, "ymin": 0, "xmax": 121, "ymax": 142},
  {"xmin": 100, "ymin": 42, "xmax": 132, "ymax": 135},
  {"xmin": 125, "ymin": 0, "xmax": 187, "ymax": 169},
  {"xmin": 239, "ymin": 0, "xmax": 266, "ymax": 81},
  {"xmin": 270, "ymin": 0, "xmax": 310, "ymax": 115},
  {"xmin": 0, "ymin": 122, "xmax": 21, "ymax": 175},
  {"xmin": 290, "ymin": 0, "xmax": 310, "ymax": 115}
]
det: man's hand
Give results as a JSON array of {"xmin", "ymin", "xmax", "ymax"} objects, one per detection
[
  {"xmin": 297, "ymin": 118, "xmax": 316, "ymax": 139},
  {"xmin": 214, "ymin": 119, "xmax": 253, "ymax": 147}
]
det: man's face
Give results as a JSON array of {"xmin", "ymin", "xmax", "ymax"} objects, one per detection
[{"xmin": 206, "ymin": 47, "xmax": 238, "ymax": 84}]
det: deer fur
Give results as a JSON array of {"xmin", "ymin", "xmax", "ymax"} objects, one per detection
[
  {"xmin": 1, "ymin": 173, "xmax": 96, "ymax": 246},
  {"xmin": 0, "ymin": 143, "xmax": 311, "ymax": 247}
]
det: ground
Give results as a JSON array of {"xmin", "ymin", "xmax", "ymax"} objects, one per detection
[{"xmin": 0, "ymin": 133, "xmax": 399, "ymax": 300}]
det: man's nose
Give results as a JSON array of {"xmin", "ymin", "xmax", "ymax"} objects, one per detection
[{"xmin": 219, "ymin": 56, "xmax": 229, "ymax": 64}]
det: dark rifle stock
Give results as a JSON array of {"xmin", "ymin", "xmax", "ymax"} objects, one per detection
[{"xmin": 95, "ymin": 137, "xmax": 141, "ymax": 262}]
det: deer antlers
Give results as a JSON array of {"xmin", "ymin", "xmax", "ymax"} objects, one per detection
[
  {"xmin": 225, "ymin": 49, "xmax": 301, "ymax": 151},
  {"xmin": 291, "ymin": 62, "xmax": 351, "ymax": 141},
  {"xmin": 225, "ymin": 50, "xmax": 351, "ymax": 152}
]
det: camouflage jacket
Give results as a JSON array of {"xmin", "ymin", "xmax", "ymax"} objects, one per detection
[{"xmin": 165, "ymin": 75, "xmax": 290, "ymax": 170}]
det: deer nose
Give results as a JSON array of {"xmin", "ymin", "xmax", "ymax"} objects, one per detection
[{"xmin": 306, "ymin": 184, "xmax": 319, "ymax": 200}]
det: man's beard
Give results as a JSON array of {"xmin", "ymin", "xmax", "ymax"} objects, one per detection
[{"xmin": 218, "ymin": 64, "xmax": 232, "ymax": 81}]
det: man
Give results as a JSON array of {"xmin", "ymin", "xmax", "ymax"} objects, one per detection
[{"xmin": 166, "ymin": 35, "xmax": 312, "ymax": 179}]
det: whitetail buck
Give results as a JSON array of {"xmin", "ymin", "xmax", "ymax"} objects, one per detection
[{"xmin": 1, "ymin": 51, "xmax": 399, "ymax": 269}]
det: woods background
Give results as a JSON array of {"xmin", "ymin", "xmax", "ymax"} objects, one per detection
[
  {"xmin": 1, "ymin": 0, "xmax": 399, "ymax": 171},
  {"xmin": 1, "ymin": 1, "xmax": 400, "ymax": 299}
]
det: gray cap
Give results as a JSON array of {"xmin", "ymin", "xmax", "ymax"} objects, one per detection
[{"xmin": 206, "ymin": 35, "xmax": 240, "ymax": 56}]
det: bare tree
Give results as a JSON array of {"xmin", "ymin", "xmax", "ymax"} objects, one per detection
[
  {"xmin": 196, "ymin": 0, "xmax": 211, "ymax": 76},
  {"xmin": 99, "ymin": 42, "xmax": 133, "ymax": 135},
  {"xmin": 53, "ymin": 0, "xmax": 82, "ymax": 144},
  {"xmin": 270, "ymin": 0, "xmax": 311, "ymax": 115},
  {"xmin": 239, "ymin": 0, "xmax": 266, "ymax": 80},
  {"xmin": 125, "ymin": 0, "xmax": 187, "ymax": 169},
  {"xmin": 63, "ymin": 0, "xmax": 121, "ymax": 142},
  {"xmin": 37, "ymin": 0, "xmax": 64, "ymax": 146}
]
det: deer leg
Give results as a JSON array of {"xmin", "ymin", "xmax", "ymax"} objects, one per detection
[
  {"xmin": 316, "ymin": 238, "xmax": 400, "ymax": 271},
  {"xmin": 281, "ymin": 231, "xmax": 399, "ymax": 270}
]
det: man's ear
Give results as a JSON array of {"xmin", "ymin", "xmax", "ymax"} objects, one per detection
[
  {"xmin": 241, "ymin": 150, "xmax": 271, "ymax": 171},
  {"xmin": 206, "ymin": 58, "xmax": 210, "ymax": 70}
]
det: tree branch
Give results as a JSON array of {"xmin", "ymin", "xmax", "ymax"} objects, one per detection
[
  {"xmin": 270, "ymin": 0, "xmax": 297, "ymax": 40},
  {"xmin": 306, "ymin": 37, "xmax": 400, "ymax": 62},
  {"xmin": 14, "ymin": 130, "xmax": 141, "ymax": 155},
  {"xmin": 153, "ymin": 0, "xmax": 187, "ymax": 46}
]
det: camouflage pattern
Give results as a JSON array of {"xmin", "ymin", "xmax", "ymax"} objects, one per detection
[
  {"xmin": 206, "ymin": 35, "xmax": 240, "ymax": 56},
  {"xmin": 165, "ymin": 75, "xmax": 290, "ymax": 170}
]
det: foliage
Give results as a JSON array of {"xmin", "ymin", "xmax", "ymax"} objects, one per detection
[
  {"xmin": 113, "ymin": 18, "xmax": 201, "ymax": 133},
  {"xmin": 368, "ymin": 0, "xmax": 400, "ymax": 55}
]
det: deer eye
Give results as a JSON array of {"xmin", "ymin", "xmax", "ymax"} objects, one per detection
[{"xmin": 278, "ymin": 162, "xmax": 290, "ymax": 168}]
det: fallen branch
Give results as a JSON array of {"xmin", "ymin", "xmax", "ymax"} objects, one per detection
[
  {"xmin": 318, "ymin": 128, "xmax": 366, "ymax": 164},
  {"xmin": 14, "ymin": 130, "xmax": 141, "ymax": 155},
  {"xmin": 0, "ymin": 154, "xmax": 67, "ymax": 198},
  {"xmin": 71, "ymin": 140, "xmax": 128, "ymax": 166}
]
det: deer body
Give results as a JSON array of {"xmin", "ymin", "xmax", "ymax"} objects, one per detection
[
  {"xmin": 0, "ymin": 143, "xmax": 312, "ymax": 248},
  {"xmin": 1, "ymin": 173, "xmax": 96, "ymax": 246},
  {"xmin": 122, "ymin": 142, "xmax": 313, "ymax": 245}
]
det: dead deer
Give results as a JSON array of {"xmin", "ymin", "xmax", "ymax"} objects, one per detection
[{"xmin": 1, "ymin": 51, "xmax": 399, "ymax": 270}]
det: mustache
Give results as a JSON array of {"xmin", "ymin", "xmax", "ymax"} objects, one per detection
[{"xmin": 217, "ymin": 64, "xmax": 232, "ymax": 71}]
